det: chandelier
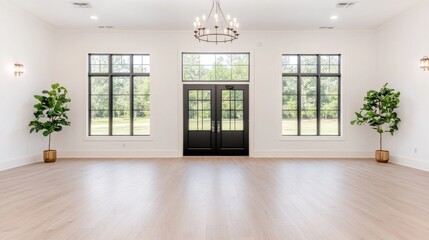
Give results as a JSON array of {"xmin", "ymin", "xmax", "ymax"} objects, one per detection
[{"xmin": 193, "ymin": 0, "xmax": 240, "ymax": 44}]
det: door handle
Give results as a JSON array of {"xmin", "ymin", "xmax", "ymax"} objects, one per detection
[
  {"xmin": 212, "ymin": 121, "xmax": 215, "ymax": 133},
  {"xmin": 217, "ymin": 121, "xmax": 221, "ymax": 133}
]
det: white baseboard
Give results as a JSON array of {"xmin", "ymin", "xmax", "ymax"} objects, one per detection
[
  {"xmin": 0, "ymin": 154, "xmax": 42, "ymax": 171},
  {"xmin": 251, "ymin": 150, "xmax": 373, "ymax": 158},
  {"xmin": 58, "ymin": 150, "xmax": 182, "ymax": 158},
  {"xmin": 390, "ymin": 155, "xmax": 429, "ymax": 171}
]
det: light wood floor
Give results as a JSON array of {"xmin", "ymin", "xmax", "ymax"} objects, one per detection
[{"xmin": 1, "ymin": 158, "xmax": 429, "ymax": 240}]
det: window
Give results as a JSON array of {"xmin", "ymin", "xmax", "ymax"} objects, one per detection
[
  {"xmin": 282, "ymin": 54, "xmax": 341, "ymax": 136},
  {"xmin": 89, "ymin": 54, "xmax": 150, "ymax": 136},
  {"xmin": 182, "ymin": 53, "xmax": 249, "ymax": 81}
]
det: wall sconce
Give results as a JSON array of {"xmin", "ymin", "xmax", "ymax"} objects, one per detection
[
  {"xmin": 420, "ymin": 56, "xmax": 429, "ymax": 71},
  {"xmin": 14, "ymin": 63, "xmax": 24, "ymax": 77}
]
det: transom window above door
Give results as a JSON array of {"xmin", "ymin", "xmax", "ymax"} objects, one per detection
[{"xmin": 182, "ymin": 53, "xmax": 250, "ymax": 82}]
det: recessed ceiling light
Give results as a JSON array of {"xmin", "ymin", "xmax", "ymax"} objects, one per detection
[
  {"xmin": 330, "ymin": 15, "xmax": 339, "ymax": 20},
  {"xmin": 90, "ymin": 16, "xmax": 99, "ymax": 20}
]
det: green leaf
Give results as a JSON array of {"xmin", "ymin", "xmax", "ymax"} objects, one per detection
[{"xmin": 29, "ymin": 83, "xmax": 71, "ymax": 143}]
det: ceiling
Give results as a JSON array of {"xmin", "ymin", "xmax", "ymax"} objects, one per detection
[{"xmin": 9, "ymin": 0, "xmax": 426, "ymax": 31}]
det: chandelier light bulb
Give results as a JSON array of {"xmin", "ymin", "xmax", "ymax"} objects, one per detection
[
  {"xmin": 203, "ymin": 15, "xmax": 206, "ymax": 20},
  {"xmin": 227, "ymin": 15, "xmax": 230, "ymax": 20}
]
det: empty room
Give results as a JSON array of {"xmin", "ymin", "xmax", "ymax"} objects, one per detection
[{"xmin": 1, "ymin": 0, "xmax": 429, "ymax": 239}]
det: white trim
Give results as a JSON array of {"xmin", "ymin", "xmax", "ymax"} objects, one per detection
[
  {"xmin": 83, "ymin": 136, "xmax": 153, "ymax": 141},
  {"xmin": 252, "ymin": 150, "xmax": 372, "ymax": 158},
  {"xmin": 390, "ymin": 155, "xmax": 429, "ymax": 172},
  {"xmin": 279, "ymin": 136, "xmax": 346, "ymax": 141},
  {"xmin": 58, "ymin": 150, "xmax": 181, "ymax": 158},
  {"xmin": 0, "ymin": 154, "xmax": 42, "ymax": 171}
]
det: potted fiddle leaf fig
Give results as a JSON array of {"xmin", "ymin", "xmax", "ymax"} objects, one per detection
[
  {"xmin": 29, "ymin": 83, "xmax": 71, "ymax": 163},
  {"xmin": 351, "ymin": 83, "xmax": 401, "ymax": 163}
]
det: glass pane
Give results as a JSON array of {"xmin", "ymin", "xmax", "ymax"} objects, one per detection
[
  {"xmin": 283, "ymin": 95, "xmax": 297, "ymax": 110},
  {"xmin": 91, "ymin": 111, "xmax": 109, "ymax": 135},
  {"xmin": 189, "ymin": 90, "xmax": 198, "ymax": 100},
  {"xmin": 282, "ymin": 111, "xmax": 298, "ymax": 135},
  {"xmin": 200, "ymin": 54, "xmax": 215, "ymax": 65},
  {"xmin": 321, "ymin": 77, "xmax": 339, "ymax": 95},
  {"xmin": 216, "ymin": 54, "xmax": 232, "ymax": 66},
  {"xmin": 232, "ymin": 54, "xmax": 249, "ymax": 65},
  {"xmin": 183, "ymin": 53, "xmax": 249, "ymax": 82},
  {"xmin": 203, "ymin": 91, "xmax": 211, "ymax": 100},
  {"xmin": 202, "ymin": 111, "xmax": 211, "ymax": 131},
  {"xmin": 221, "ymin": 90, "xmax": 244, "ymax": 131},
  {"xmin": 282, "ymin": 55, "xmax": 298, "ymax": 74},
  {"xmin": 222, "ymin": 101, "xmax": 230, "ymax": 110},
  {"xmin": 112, "ymin": 111, "xmax": 130, "ymax": 135},
  {"xmin": 320, "ymin": 111, "xmax": 339, "ymax": 135},
  {"xmin": 90, "ymin": 55, "xmax": 109, "ymax": 73},
  {"xmin": 222, "ymin": 111, "xmax": 231, "ymax": 131},
  {"xmin": 112, "ymin": 55, "xmax": 131, "ymax": 73},
  {"xmin": 91, "ymin": 77, "xmax": 109, "ymax": 94},
  {"xmin": 301, "ymin": 95, "xmax": 317, "ymax": 110},
  {"xmin": 301, "ymin": 77, "xmax": 317, "ymax": 95},
  {"xmin": 113, "ymin": 96, "xmax": 130, "ymax": 111},
  {"xmin": 234, "ymin": 91, "xmax": 243, "ymax": 100},
  {"xmin": 235, "ymin": 101, "xmax": 243, "ymax": 110},
  {"xmin": 232, "ymin": 66, "xmax": 249, "ymax": 80},
  {"xmin": 188, "ymin": 90, "xmax": 211, "ymax": 131},
  {"xmin": 133, "ymin": 55, "xmax": 143, "ymax": 64},
  {"xmin": 113, "ymin": 77, "xmax": 130, "ymax": 94},
  {"xmin": 134, "ymin": 77, "xmax": 150, "ymax": 95},
  {"xmin": 202, "ymin": 101, "xmax": 210, "ymax": 110},
  {"xmin": 301, "ymin": 111, "xmax": 317, "ymax": 135},
  {"xmin": 189, "ymin": 111, "xmax": 198, "ymax": 130},
  {"xmin": 91, "ymin": 95, "xmax": 109, "ymax": 110},
  {"xmin": 282, "ymin": 77, "xmax": 297, "ymax": 94},
  {"xmin": 233, "ymin": 110, "xmax": 244, "ymax": 131},
  {"xmin": 321, "ymin": 55, "xmax": 340, "ymax": 74},
  {"xmin": 183, "ymin": 54, "xmax": 200, "ymax": 65},
  {"xmin": 321, "ymin": 95, "xmax": 339, "ymax": 111},
  {"xmin": 215, "ymin": 65, "xmax": 232, "ymax": 80},
  {"xmin": 189, "ymin": 101, "xmax": 198, "ymax": 110},
  {"xmin": 134, "ymin": 111, "xmax": 150, "ymax": 135},
  {"xmin": 320, "ymin": 111, "xmax": 339, "ymax": 136},
  {"xmin": 200, "ymin": 66, "xmax": 215, "ymax": 80},
  {"xmin": 300, "ymin": 55, "xmax": 317, "ymax": 73},
  {"xmin": 183, "ymin": 66, "xmax": 200, "ymax": 81},
  {"xmin": 134, "ymin": 95, "xmax": 150, "ymax": 111}
]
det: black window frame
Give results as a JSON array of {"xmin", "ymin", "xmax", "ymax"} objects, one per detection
[
  {"xmin": 182, "ymin": 52, "xmax": 250, "ymax": 82},
  {"xmin": 88, "ymin": 53, "xmax": 150, "ymax": 136},
  {"xmin": 282, "ymin": 54, "xmax": 341, "ymax": 136}
]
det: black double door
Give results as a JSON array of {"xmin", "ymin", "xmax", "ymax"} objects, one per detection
[{"xmin": 184, "ymin": 85, "xmax": 249, "ymax": 156}]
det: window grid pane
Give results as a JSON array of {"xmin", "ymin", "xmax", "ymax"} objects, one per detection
[
  {"xmin": 282, "ymin": 54, "xmax": 341, "ymax": 136},
  {"xmin": 89, "ymin": 54, "xmax": 150, "ymax": 136},
  {"xmin": 183, "ymin": 53, "xmax": 250, "ymax": 81},
  {"xmin": 188, "ymin": 90, "xmax": 211, "ymax": 131}
]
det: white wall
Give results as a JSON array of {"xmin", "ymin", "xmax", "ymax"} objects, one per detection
[
  {"xmin": 53, "ymin": 30, "xmax": 379, "ymax": 158},
  {"xmin": 377, "ymin": 0, "xmax": 429, "ymax": 170},
  {"xmin": 0, "ymin": 0, "xmax": 55, "ymax": 170}
]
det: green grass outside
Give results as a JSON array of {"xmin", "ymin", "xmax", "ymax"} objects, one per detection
[
  {"xmin": 282, "ymin": 119, "xmax": 339, "ymax": 136},
  {"xmin": 91, "ymin": 117, "xmax": 150, "ymax": 135}
]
